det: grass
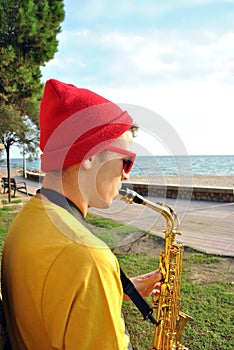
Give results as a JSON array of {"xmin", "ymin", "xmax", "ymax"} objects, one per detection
[
  {"xmin": 86, "ymin": 213, "xmax": 234, "ymax": 350},
  {"xmin": 0, "ymin": 202, "xmax": 233, "ymax": 350},
  {"xmin": 86, "ymin": 212, "xmax": 145, "ymax": 248},
  {"xmin": 0, "ymin": 203, "xmax": 19, "ymax": 255},
  {"xmin": 119, "ymin": 253, "xmax": 233, "ymax": 350},
  {"xmin": 1, "ymin": 199, "xmax": 22, "ymax": 205}
]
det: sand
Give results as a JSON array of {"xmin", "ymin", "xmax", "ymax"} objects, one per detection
[
  {"xmin": 128, "ymin": 175, "xmax": 234, "ymax": 188},
  {"xmin": 1, "ymin": 168, "xmax": 233, "ymax": 189}
]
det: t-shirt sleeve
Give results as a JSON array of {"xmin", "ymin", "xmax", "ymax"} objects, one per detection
[{"xmin": 41, "ymin": 243, "xmax": 130, "ymax": 350}]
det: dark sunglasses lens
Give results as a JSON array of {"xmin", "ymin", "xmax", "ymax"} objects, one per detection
[{"xmin": 123, "ymin": 159, "xmax": 133, "ymax": 174}]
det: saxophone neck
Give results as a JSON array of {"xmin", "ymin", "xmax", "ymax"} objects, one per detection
[{"xmin": 119, "ymin": 188, "xmax": 180, "ymax": 232}]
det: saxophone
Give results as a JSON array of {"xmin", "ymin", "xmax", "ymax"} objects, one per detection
[{"xmin": 119, "ymin": 188, "xmax": 194, "ymax": 350}]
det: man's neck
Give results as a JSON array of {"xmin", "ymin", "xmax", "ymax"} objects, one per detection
[{"xmin": 41, "ymin": 169, "xmax": 88, "ymax": 217}]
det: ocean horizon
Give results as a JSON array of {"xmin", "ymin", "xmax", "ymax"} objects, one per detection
[{"xmin": 1, "ymin": 155, "xmax": 234, "ymax": 177}]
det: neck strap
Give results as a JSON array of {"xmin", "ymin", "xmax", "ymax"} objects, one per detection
[
  {"xmin": 38, "ymin": 187, "xmax": 86, "ymax": 223},
  {"xmin": 37, "ymin": 187, "xmax": 157, "ymax": 325}
]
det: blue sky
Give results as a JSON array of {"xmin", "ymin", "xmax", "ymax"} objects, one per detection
[{"xmin": 12, "ymin": 0, "xmax": 234, "ymax": 157}]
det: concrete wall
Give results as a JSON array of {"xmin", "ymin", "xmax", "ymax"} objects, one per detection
[
  {"xmin": 122, "ymin": 182, "xmax": 234, "ymax": 202},
  {"xmin": 25, "ymin": 172, "xmax": 234, "ymax": 202}
]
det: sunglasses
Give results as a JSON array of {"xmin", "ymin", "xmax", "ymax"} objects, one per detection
[{"xmin": 106, "ymin": 145, "xmax": 136, "ymax": 174}]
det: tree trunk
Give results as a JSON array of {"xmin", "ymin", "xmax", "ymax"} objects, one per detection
[
  {"xmin": 6, "ymin": 144, "xmax": 11, "ymax": 203},
  {"xmin": 23, "ymin": 150, "xmax": 27, "ymax": 178}
]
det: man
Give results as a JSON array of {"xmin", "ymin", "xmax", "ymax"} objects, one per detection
[{"xmin": 1, "ymin": 79, "xmax": 162, "ymax": 349}]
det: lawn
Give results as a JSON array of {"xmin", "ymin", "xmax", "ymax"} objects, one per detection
[{"xmin": 0, "ymin": 201, "xmax": 233, "ymax": 350}]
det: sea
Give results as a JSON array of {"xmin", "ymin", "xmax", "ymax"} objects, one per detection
[{"xmin": 1, "ymin": 155, "xmax": 234, "ymax": 177}]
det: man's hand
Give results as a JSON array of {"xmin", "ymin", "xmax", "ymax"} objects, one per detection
[{"xmin": 123, "ymin": 269, "xmax": 162, "ymax": 300}]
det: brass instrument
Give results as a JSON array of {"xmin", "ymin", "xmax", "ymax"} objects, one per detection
[{"xmin": 119, "ymin": 188, "xmax": 194, "ymax": 350}]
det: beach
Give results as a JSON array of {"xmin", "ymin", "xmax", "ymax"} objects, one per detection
[
  {"xmin": 1, "ymin": 168, "xmax": 233, "ymax": 189},
  {"xmin": 127, "ymin": 175, "xmax": 234, "ymax": 188}
]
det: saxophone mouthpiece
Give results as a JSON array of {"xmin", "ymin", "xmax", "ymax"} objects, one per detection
[
  {"xmin": 119, "ymin": 188, "xmax": 145, "ymax": 205},
  {"xmin": 119, "ymin": 189, "xmax": 127, "ymax": 197}
]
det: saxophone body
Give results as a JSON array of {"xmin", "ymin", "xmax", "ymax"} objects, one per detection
[{"xmin": 119, "ymin": 189, "xmax": 193, "ymax": 350}]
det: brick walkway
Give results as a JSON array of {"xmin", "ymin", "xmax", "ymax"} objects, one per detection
[
  {"xmin": 7, "ymin": 176, "xmax": 234, "ymax": 257},
  {"xmin": 90, "ymin": 195, "xmax": 234, "ymax": 257}
]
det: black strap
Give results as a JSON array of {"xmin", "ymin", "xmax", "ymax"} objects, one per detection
[
  {"xmin": 120, "ymin": 270, "xmax": 158, "ymax": 325},
  {"xmin": 37, "ymin": 187, "xmax": 157, "ymax": 325},
  {"xmin": 38, "ymin": 188, "xmax": 85, "ymax": 223}
]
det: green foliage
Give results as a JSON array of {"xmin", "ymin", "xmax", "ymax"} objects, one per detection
[
  {"xmin": 0, "ymin": 0, "xmax": 65, "ymax": 151},
  {"xmin": 0, "ymin": 104, "xmax": 39, "ymax": 150},
  {"xmin": 183, "ymin": 253, "xmax": 221, "ymax": 264},
  {"xmin": 1, "ymin": 209, "xmax": 232, "ymax": 349},
  {"xmin": 86, "ymin": 213, "xmax": 144, "ymax": 249},
  {"xmin": 0, "ymin": 46, "xmax": 42, "ymax": 106},
  {"xmin": 0, "ymin": 205, "xmax": 18, "ymax": 256},
  {"xmin": 118, "ymin": 253, "xmax": 159, "ymax": 276},
  {"xmin": 0, "ymin": 0, "xmax": 65, "ymax": 111},
  {"xmin": 0, "ymin": 0, "xmax": 65, "ymax": 201},
  {"xmin": 86, "ymin": 213, "xmax": 125, "ymax": 228},
  {"xmin": 180, "ymin": 283, "xmax": 233, "ymax": 349},
  {"xmin": 85, "ymin": 214, "xmax": 234, "ymax": 350},
  {"xmin": 118, "ymin": 253, "xmax": 234, "ymax": 350},
  {"xmin": 0, "ymin": 0, "xmax": 65, "ymax": 65},
  {"xmin": 1, "ymin": 199, "xmax": 22, "ymax": 205}
]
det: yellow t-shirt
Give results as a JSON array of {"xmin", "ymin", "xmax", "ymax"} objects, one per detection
[{"xmin": 2, "ymin": 198, "xmax": 130, "ymax": 349}]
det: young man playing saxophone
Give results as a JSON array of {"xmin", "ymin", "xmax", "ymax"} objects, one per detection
[{"xmin": 1, "ymin": 79, "xmax": 162, "ymax": 349}]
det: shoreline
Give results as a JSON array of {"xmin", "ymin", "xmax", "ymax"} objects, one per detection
[
  {"xmin": 127, "ymin": 175, "xmax": 234, "ymax": 189},
  {"xmin": 1, "ymin": 168, "xmax": 233, "ymax": 189}
]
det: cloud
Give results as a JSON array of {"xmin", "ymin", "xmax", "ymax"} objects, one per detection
[
  {"xmin": 184, "ymin": 0, "xmax": 234, "ymax": 4},
  {"xmin": 65, "ymin": 0, "xmax": 234, "ymax": 33},
  {"xmin": 91, "ymin": 78, "xmax": 233, "ymax": 156},
  {"xmin": 67, "ymin": 0, "xmax": 234, "ymax": 21},
  {"xmin": 41, "ymin": 1, "xmax": 234, "ymax": 156},
  {"xmin": 42, "ymin": 25, "xmax": 234, "ymax": 89},
  {"xmin": 65, "ymin": 0, "xmax": 174, "ymax": 24}
]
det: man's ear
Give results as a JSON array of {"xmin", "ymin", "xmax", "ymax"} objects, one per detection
[{"xmin": 82, "ymin": 157, "xmax": 95, "ymax": 170}]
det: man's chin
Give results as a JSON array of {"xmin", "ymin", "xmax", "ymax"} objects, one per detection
[
  {"xmin": 95, "ymin": 197, "xmax": 113, "ymax": 209},
  {"xmin": 104, "ymin": 197, "xmax": 113, "ymax": 208},
  {"xmin": 117, "ymin": 182, "xmax": 122, "ymax": 193}
]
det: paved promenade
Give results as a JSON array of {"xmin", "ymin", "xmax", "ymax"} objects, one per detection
[{"xmin": 12, "ymin": 176, "xmax": 234, "ymax": 257}]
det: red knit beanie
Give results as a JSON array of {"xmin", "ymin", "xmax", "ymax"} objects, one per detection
[{"xmin": 40, "ymin": 79, "xmax": 133, "ymax": 172}]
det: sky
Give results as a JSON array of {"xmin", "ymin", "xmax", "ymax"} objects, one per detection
[{"xmin": 12, "ymin": 0, "xmax": 234, "ymax": 157}]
